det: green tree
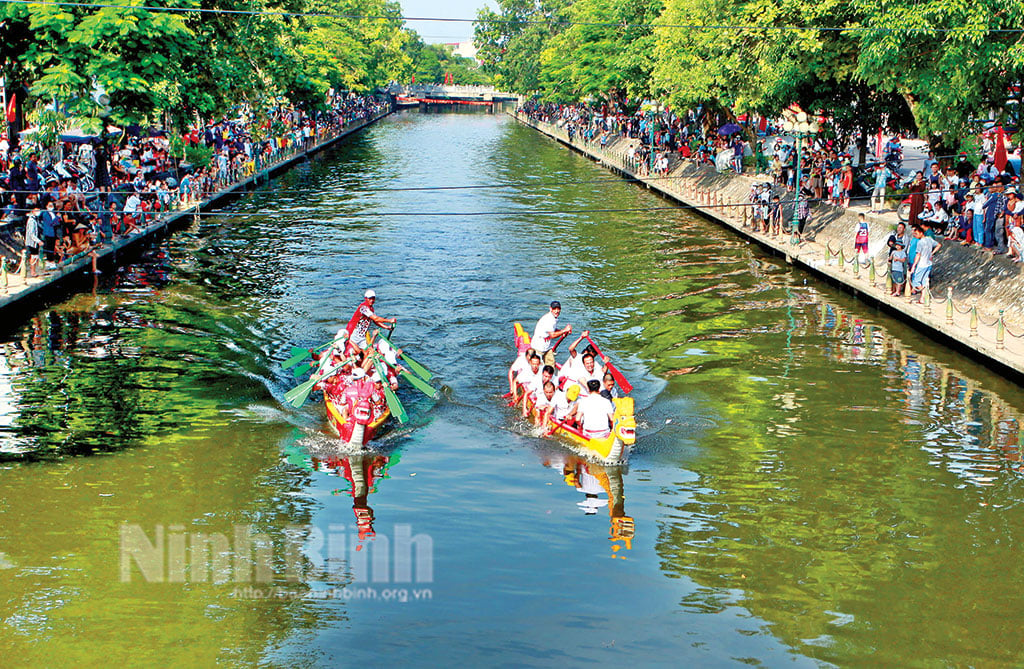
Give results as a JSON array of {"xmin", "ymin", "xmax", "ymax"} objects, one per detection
[
  {"xmin": 853, "ymin": 0, "xmax": 1024, "ymax": 152},
  {"xmin": 475, "ymin": 0, "xmax": 569, "ymax": 93}
]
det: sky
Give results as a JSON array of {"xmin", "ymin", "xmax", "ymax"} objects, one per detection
[{"xmin": 398, "ymin": 0, "xmax": 492, "ymax": 44}]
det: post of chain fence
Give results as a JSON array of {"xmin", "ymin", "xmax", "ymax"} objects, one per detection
[
  {"xmin": 997, "ymin": 310, "xmax": 1005, "ymax": 350},
  {"xmin": 946, "ymin": 288, "xmax": 954, "ymax": 324},
  {"xmin": 970, "ymin": 305, "xmax": 978, "ymax": 337}
]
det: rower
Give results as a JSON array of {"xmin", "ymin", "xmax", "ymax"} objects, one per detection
[
  {"xmin": 570, "ymin": 380, "xmax": 615, "ymax": 440},
  {"xmin": 552, "ymin": 384, "xmax": 579, "ymax": 424},
  {"xmin": 600, "ymin": 372, "xmax": 619, "ymax": 400},
  {"xmin": 346, "ymin": 289, "xmax": 396, "ymax": 353},
  {"xmin": 558, "ymin": 330, "xmax": 607, "ymax": 385},
  {"xmin": 512, "ymin": 353, "xmax": 541, "ymax": 404},
  {"xmin": 508, "ymin": 346, "xmax": 538, "ymax": 398},
  {"xmin": 531, "ymin": 301, "xmax": 572, "ymax": 367},
  {"xmin": 527, "ymin": 365, "xmax": 556, "ymax": 404},
  {"xmin": 534, "ymin": 381, "xmax": 557, "ymax": 426},
  {"xmin": 574, "ymin": 352, "xmax": 605, "ymax": 389},
  {"xmin": 517, "ymin": 355, "xmax": 543, "ymax": 417}
]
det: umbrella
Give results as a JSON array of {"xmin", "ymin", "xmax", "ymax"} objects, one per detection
[{"xmin": 718, "ymin": 122, "xmax": 742, "ymax": 136}]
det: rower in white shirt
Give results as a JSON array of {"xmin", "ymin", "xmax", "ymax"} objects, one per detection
[
  {"xmin": 508, "ymin": 347, "xmax": 538, "ymax": 400},
  {"xmin": 514, "ymin": 355, "xmax": 543, "ymax": 408},
  {"xmin": 558, "ymin": 331, "xmax": 606, "ymax": 384},
  {"xmin": 570, "ymin": 380, "xmax": 616, "ymax": 439},
  {"xmin": 533, "ymin": 381, "xmax": 557, "ymax": 426}
]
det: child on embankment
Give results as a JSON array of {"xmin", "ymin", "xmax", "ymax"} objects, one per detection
[{"xmin": 854, "ymin": 213, "xmax": 870, "ymax": 265}]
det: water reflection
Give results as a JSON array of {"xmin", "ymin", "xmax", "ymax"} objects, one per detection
[
  {"xmin": 313, "ymin": 451, "xmax": 402, "ymax": 547},
  {"xmin": 539, "ymin": 451, "xmax": 634, "ymax": 555}
]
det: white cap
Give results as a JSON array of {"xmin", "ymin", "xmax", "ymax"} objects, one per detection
[
  {"xmin": 364, "ymin": 289, "xmax": 376, "ymax": 299},
  {"xmin": 370, "ymin": 371, "xmax": 381, "ymax": 383},
  {"xmin": 334, "ymin": 328, "xmax": 348, "ymax": 343},
  {"xmin": 351, "ymin": 368, "xmax": 366, "ymax": 379}
]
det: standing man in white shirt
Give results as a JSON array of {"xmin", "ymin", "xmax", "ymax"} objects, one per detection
[{"xmin": 531, "ymin": 301, "xmax": 572, "ymax": 366}]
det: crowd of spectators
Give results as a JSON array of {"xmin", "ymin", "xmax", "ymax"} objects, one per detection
[
  {"xmin": 0, "ymin": 94, "xmax": 389, "ymax": 276},
  {"xmin": 519, "ymin": 99, "xmax": 1024, "ymax": 293}
]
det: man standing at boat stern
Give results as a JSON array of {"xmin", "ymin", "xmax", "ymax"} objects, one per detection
[
  {"xmin": 531, "ymin": 301, "xmax": 572, "ymax": 366},
  {"xmin": 346, "ymin": 289, "xmax": 396, "ymax": 350}
]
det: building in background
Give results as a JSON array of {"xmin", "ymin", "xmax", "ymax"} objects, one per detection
[{"xmin": 444, "ymin": 41, "xmax": 479, "ymax": 64}]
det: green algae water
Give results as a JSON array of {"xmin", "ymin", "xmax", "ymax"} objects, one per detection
[{"xmin": 2, "ymin": 112, "xmax": 1024, "ymax": 666}]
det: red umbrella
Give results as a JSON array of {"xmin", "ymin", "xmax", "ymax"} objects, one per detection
[{"xmin": 995, "ymin": 125, "xmax": 1008, "ymax": 172}]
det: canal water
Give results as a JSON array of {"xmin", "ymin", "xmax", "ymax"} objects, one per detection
[{"xmin": 2, "ymin": 111, "xmax": 1024, "ymax": 666}]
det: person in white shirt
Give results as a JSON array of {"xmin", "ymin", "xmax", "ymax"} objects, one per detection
[
  {"xmin": 571, "ymin": 380, "xmax": 616, "ymax": 439},
  {"xmin": 531, "ymin": 301, "xmax": 572, "ymax": 366},
  {"xmin": 549, "ymin": 384, "xmax": 579, "ymax": 424},
  {"xmin": 557, "ymin": 330, "xmax": 606, "ymax": 385},
  {"xmin": 507, "ymin": 346, "xmax": 537, "ymax": 396},
  {"xmin": 513, "ymin": 354, "xmax": 542, "ymax": 408},
  {"xmin": 574, "ymin": 353, "xmax": 605, "ymax": 388},
  {"xmin": 533, "ymin": 381, "xmax": 557, "ymax": 426},
  {"xmin": 528, "ymin": 365, "xmax": 554, "ymax": 400}
]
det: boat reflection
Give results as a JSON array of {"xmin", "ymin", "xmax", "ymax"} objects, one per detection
[
  {"xmin": 541, "ymin": 452, "xmax": 634, "ymax": 556},
  {"xmin": 312, "ymin": 451, "xmax": 401, "ymax": 547}
]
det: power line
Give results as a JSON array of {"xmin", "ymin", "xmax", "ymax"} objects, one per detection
[
  {"xmin": 0, "ymin": 173, "xmax": 715, "ymax": 197},
  {"xmin": 0, "ymin": 0, "xmax": 1021, "ymax": 34}
]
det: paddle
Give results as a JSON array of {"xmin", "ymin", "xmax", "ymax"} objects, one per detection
[
  {"xmin": 550, "ymin": 331, "xmax": 570, "ymax": 353},
  {"xmin": 284, "ymin": 357, "xmax": 354, "ymax": 408},
  {"xmin": 397, "ymin": 350, "xmax": 433, "ymax": 382},
  {"xmin": 585, "ymin": 335, "xmax": 633, "ymax": 394},
  {"xmin": 399, "ymin": 370, "xmax": 438, "ymax": 399},
  {"xmin": 369, "ymin": 353, "xmax": 409, "ymax": 424},
  {"xmin": 283, "ymin": 341, "xmax": 332, "ymax": 370}
]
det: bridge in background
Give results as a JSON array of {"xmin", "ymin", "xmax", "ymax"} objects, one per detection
[{"xmin": 383, "ymin": 84, "xmax": 519, "ymax": 110}]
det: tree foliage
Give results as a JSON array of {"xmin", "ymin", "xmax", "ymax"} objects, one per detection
[
  {"xmin": 476, "ymin": 0, "xmax": 1024, "ymax": 145},
  {"xmin": 0, "ymin": 0, "xmax": 413, "ymax": 128}
]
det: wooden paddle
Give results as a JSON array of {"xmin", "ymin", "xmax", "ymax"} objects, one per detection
[{"xmin": 585, "ymin": 335, "xmax": 633, "ymax": 394}]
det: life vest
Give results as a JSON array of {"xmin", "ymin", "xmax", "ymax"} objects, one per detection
[{"xmin": 345, "ymin": 299, "xmax": 373, "ymax": 337}]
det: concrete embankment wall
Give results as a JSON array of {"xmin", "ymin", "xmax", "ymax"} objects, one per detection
[
  {"xmin": 0, "ymin": 109, "xmax": 392, "ymax": 319},
  {"xmin": 513, "ymin": 113, "xmax": 1024, "ymax": 381}
]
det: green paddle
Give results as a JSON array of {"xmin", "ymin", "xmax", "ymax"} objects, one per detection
[
  {"xmin": 399, "ymin": 370, "xmax": 439, "ymax": 399},
  {"xmin": 398, "ymin": 351, "xmax": 433, "ymax": 383},
  {"xmin": 292, "ymin": 362, "xmax": 314, "ymax": 378},
  {"xmin": 369, "ymin": 353, "xmax": 408, "ymax": 424},
  {"xmin": 284, "ymin": 357, "xmax": 353, "ymax": 408},
  {"xmin": 283, "ymin": 341, "xmax": 333, "ymax": 370}
]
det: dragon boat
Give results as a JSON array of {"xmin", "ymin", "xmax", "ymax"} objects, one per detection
[
  {"xmin": 324, "ymin": 382, "xmax": 390, "ymax": 448},
  {"xmin": 511, "ymin": 323, "xmax": 636, "ymax": 463}
]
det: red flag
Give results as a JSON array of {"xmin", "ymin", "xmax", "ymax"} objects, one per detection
[
  {"xmin": 876, "ymin": 128, "xmax": 884, "ymax": 159},
  {"xmin": 994, "ymin": 125, "xmax": 1008, "ymax": 172},
  {"xmin": 5, "ymin": 92, "xmax": 15, "ymax": 124}
]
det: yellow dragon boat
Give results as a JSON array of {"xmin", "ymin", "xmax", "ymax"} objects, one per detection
[{"xmin": 511, "ymin": 322, "xmax": 636, "ymax": 463}]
